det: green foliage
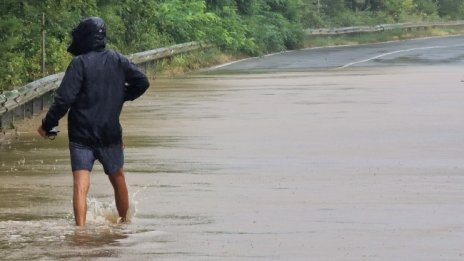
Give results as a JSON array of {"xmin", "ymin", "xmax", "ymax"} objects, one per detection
[
  {"xmin": 1, "ymin": 0, "xmax": 464, "ymax": 91},
  {"xmin": 302, "ymin": 0, "xmax": 463, "ymax": 26},
  {"xmin": 383, "ymin": 0, "xmax": 416, "ymax": 21},
  {"xmin": 155, "ymin": 0, "xmax": 219, "ymax": 43},
  {"xmin": 437, "ymin": 0, "xmax": 464, "ymax": 19},
  {"xmin": 206, "ymin": 5, "xmax": 253, "ymax": 51},
  {"xmin": 415, "ymin": 0, "xmax": 439, "ymax": 17},
  {"xmin": 0, "ymin": 15, "xmax": 24, "ymax": 91}
]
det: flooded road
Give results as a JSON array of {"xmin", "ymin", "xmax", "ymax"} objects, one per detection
[
  {"xmin": 2, "ymin": 37, "xmax": 464, "ymax": 260},
  {"xmin": 213, "ymin": 35, "xmax": 464, "ymax": 72}
]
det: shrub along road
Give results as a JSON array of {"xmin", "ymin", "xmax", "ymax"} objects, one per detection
[{"xmin": 2, "ymin": 36, "xmax": 464, "ymax": 260}]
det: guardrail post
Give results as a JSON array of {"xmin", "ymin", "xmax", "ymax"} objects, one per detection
[
  {"xmin": 25, "ymin": 101, "xmax": 33, "ymax": 118},
  {"xmin": 0, "ymin": 111, "xmax": 13, "ymax": 130},
  {"xmin": 305, "ymin": 21, "xmax": 464, "ymax": 36},
  {"xmin": 44, "ymin": 91, "xmax": 54, "ymax": 108},
  {"xmin": 0, "ymin": 41, "xmax": 211, "ymax": 131},
  {"xmin": 144, "ymin": 60, "xmax": 158, "ymax": 79},
  {"xmin": 33, "ymin": 96, "xmax": 43, "ymax": 115},
  {"xmin": 14, "ymin": 105, "xmax": 24, "ymax": 122}
]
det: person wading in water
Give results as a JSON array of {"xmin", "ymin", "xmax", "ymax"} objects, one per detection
[{"xmin": 38, "ymin": 17, "xmax": 149, "ymax": 226}]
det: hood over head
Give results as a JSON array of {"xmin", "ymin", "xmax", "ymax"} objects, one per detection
[{"xmin": 67, "ymin": 17, "xmax": 106, "ymax": 56}]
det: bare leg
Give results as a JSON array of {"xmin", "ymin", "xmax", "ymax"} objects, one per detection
[
  {"xmin": 73, "ymin": 170, "xmax": 90, "ymax": 226},
  {"xmin": 108, "ymin": 168, "xmax": 129, "ymax": 221}
]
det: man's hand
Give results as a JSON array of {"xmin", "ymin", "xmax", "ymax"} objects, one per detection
[{"xmin": 37, "ymin": 125, "xmax": 47, "ymax": 138}]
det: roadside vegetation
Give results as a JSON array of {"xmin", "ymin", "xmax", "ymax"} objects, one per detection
[
  {"xmin": 1, "ymin": 0, "xmax": 464, "ymax": 91},
  {"xmin": 305, "ymin": 26, "xmax": 464, "ymax": 48}
]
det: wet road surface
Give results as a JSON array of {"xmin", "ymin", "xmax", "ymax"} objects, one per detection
[
  {"xmin": 2, "ymin": 36, "xmax": 464, "ymax": 260},
  {"xmin": 211, "ymin": 35, "xmax": 464, "ymax": 71}
]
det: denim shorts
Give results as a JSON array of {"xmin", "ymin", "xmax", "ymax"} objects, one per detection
[{"xmin": 69, "ymin": 142, "xmax": 124, "ymax": 175}]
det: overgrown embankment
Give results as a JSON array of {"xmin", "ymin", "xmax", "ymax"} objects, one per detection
[
  {"xmin": 158, "ymin": 26, "xmax": 464, "ymax": 77},
  {"xmin": 305, "ymin": 25, "xmax": 464, "ymax": 48},
  {"xmin": 2, "ymin": 0, "xmax": 464, "ymax": 90}
]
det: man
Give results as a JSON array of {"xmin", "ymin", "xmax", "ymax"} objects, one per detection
[{"xmin": 37, "ymin": 17, "xmax": 150, "ymax": 226}]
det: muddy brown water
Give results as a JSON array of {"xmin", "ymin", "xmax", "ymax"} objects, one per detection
[{"xmin": 1, "ymin": 67, "xmax": 464, "ymax": 260}]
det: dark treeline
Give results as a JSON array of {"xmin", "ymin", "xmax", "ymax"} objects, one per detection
[{"xmin": 1, "ymin": 0, "xmax": 463, "ymax": 91}]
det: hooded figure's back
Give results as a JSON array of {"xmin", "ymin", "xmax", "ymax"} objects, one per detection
[
  {"xmin": 42, "ymin": 17, "xmax": 149, "ymax": 146},
  {"xmin": 67, "ymin": 17, "xmax": 106, "ymax": 56}
]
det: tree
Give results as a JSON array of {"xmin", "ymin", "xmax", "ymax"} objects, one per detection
[
  {"xmin": 415, "ymin": 0, "xmax": 439, "ymax": 16},
  {"xmin": 437, "ymin": 0, "xmax": 464, "ymax": 19}
]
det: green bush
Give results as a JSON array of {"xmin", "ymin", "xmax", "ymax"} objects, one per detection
[{"xmin": 1, "ymin": 0, "xmax": 464, "ymax": 91}]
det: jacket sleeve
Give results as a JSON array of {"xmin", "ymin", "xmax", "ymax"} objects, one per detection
[
  {"xmin": 124, "ymin": 59, "xmax": 150, "ymax": 101},
  {"xmin": 42, "ymin": 57, "xmax": 84, "ymax": 132}
]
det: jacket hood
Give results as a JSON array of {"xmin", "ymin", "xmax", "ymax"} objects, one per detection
[{"xmin": 67, "ymin": 17, "xmax": 106, "ymax": 56}]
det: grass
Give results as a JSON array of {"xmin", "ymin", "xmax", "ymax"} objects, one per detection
[
  {"xmin": 146, "ymin": 26, "xmax": 464, "ymax": 77},
  {"xmin": 304, "ymin": 26, "xmax": 464, "ymax": 48},
  {"xmin": 145, "ymin": 48, "xmax": 244, "ymax": 77}
]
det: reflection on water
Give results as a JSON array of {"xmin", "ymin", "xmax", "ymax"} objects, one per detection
[
  {"xmin": 0, "ymin": 194, "xmax": 137, "ymax": 259},
  {"xmin": 2, "ymin": 68, "xmax": 464, "ymax": 259},
  {"xmin": 68, "ymin": 225, "xmax": 128, "ymax": 248},
  {"xmin": 0, "ymin": 219, "xmax": 127, "ymax": 259}
]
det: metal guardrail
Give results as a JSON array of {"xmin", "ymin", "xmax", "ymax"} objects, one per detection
[
  {"xmin": 0, "ymin": 41, "xmax": 210, "ymax": 130},
  {"xmin": 305, "ymin": 21, "xmax": 464, "ymax": 35},
  {"xmin": 2, "ymin": 20, "xmax": 464, "ymax": 129}
]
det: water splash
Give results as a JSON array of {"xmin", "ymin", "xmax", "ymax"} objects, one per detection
[
  {"xmin": 85, "ymin": 185, "xmax": 143, "ymax": 225},
  {"xmin": 0, "ymin": 178, "xmax": 157, "ymax": 260},
  {"xmin": 86, "ymin": 198, "xmax": 120, "ymax": 224}
]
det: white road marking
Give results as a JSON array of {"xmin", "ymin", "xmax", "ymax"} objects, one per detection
[
  {"xmin": 207, "ymin": 36, "xmax": 464, "ymax": 71},
  {"xmin": 340, "ymin": 44, "xmax": 464, "ymax": 68}
]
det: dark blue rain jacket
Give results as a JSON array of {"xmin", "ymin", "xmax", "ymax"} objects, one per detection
[{"xmin": 42, "ymin": 17, "xmax": 149, "ymax": 146}]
